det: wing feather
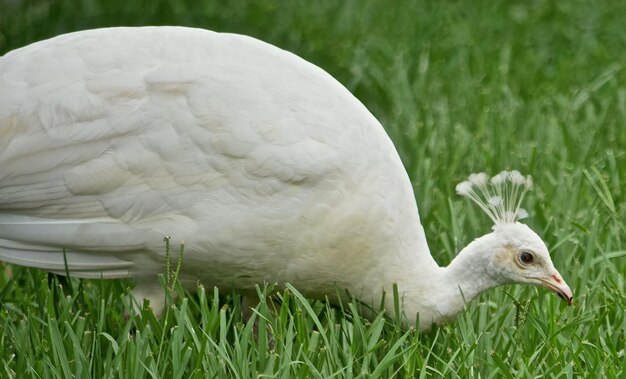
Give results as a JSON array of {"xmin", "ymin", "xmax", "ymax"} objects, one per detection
[{"xmin": 0, "ymin": 27, "xmax": 438, "ymax": 280}]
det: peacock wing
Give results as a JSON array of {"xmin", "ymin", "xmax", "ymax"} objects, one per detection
[{"xmin": 0, "ymin": 27, "xmax": 438, "ymax": 279}]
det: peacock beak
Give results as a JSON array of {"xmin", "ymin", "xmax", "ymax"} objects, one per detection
[{"xmin": 537, "ymin": 272, "xmax": 573, "ymax": 305}]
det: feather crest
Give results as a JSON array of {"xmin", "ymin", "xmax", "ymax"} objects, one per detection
[{"xmin": 455, "ymin": 170, "xmax": 533, "ymax": 224}]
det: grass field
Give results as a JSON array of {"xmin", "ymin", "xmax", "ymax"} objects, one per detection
[{"xmin": 1, "ymin": 0, "xmax": 625, "ymax": 377}]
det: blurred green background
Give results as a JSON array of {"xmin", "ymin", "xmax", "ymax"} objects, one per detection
[{"xmin": 2, "ymin": 0, "xmax": 624, "ymax": 259}]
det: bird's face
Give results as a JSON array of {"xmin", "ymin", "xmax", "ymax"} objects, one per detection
[{"xmin": 487, "ymin": 223, "xmax": 573, "ymax": 304}]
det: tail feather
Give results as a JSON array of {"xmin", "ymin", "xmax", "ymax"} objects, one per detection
[
  {"xmin": 0, "ymin": 238, "xmax": 133, "ymax": 278},
  {"xmin": 0, "ymin": 214, "xmax": 146, "ymax": 251}
]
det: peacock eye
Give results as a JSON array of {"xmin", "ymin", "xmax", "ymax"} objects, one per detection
[{"xmin": 519, "ymin": 251, "xmax": 534, "ymax": 265}]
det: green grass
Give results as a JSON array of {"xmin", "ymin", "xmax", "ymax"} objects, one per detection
[{"xmin": 1, "ymin": 0, "xmax": 625, "ymax": 377}]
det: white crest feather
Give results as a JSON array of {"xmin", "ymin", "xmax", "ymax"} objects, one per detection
[{"xmin": 455, "ymin": 170, "xmax": 533, "ymax": 224}]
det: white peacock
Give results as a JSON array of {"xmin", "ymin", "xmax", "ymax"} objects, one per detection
[{"xmin": 0, "ymin": 27, "xmax": 572, "ymax": 330}]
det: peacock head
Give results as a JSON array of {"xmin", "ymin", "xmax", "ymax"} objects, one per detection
[{"xmin": 456, "ymin": 171, "xmax": 573, "ymax": 305}]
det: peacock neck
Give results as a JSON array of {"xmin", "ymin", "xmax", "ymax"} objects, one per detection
[
  {"xmin": 436, "ymin": 235, "xmax": 502, "ymax": 318},
  {"xmin": 378, "ymin": 232, "xmax": 503, "ymax": 329}
]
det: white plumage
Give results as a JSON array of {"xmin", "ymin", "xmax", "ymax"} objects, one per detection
[{"xmin": 0, "ymin": 27, "xmax": 571, "ymax": 330}]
